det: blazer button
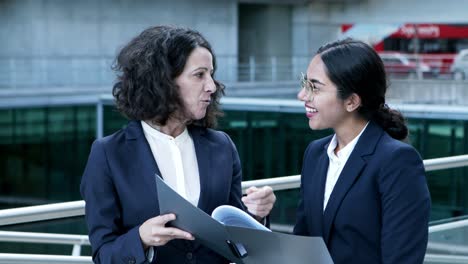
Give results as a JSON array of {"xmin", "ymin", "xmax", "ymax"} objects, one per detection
[
  {"xmin": 186, "ymin": 252, "xmax": 193, "ymax": 260},
  {"xmin": 128, "ymin": 258, "xmax": 136, "ymax": 264}
]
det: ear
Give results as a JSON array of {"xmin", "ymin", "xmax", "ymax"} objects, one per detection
[{"xmin": 345, "ymin": 93, "xmax": 361, "ymax": 112}]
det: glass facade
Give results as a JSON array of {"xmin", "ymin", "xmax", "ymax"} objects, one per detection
[{"xmin": 2, "ymin": 105, "xmax": 468, "ymax": 254}]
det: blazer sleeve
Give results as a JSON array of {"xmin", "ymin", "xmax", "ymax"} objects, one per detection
[
  {"xmin": 80, "ymin": 140, "xmax": 148, "ymax": 264},
  {"xmin": 293, "ymin": 143, "xmax": 312, "ymax": 236},
  {"xmin": 222, "ymin": 132, "xmax": 244, "ymax": 211},
  {"xmin": 378, "ymin": 145, "xmax": 431, "ymax": 264}
]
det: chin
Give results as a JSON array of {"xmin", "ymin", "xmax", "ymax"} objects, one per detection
[
  {"xmin": 308, "ymin": 120, "xmax": 322, "ymax": 130},
  {"xmin": 193, "ymin": 112, "xmax": 207, "ymax": 121}
]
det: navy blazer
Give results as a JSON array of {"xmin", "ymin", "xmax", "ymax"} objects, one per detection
[
  {"xmin": 294, "ymin": 121, "xmax": 431, "ymax": 264},
  {"xmin": 80, "ymin": 121, "xmax": 244, "ymax": 264}
]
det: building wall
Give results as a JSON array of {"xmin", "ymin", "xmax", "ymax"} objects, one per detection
[
  {"xmin": 0, "ymin": 0, "xmax": 238, "ymax": 87},
  {"xmin": 1, "ymin": 0, "xmax": 467, "ymax": 88},
  {"xmin": 238, "ymin": 4, "xmax": 293, "ymax": 81}
]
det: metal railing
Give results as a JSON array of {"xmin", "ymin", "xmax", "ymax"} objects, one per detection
[
  {"xmin": 0, "ymin": 54, "xmax": 462, "ymax": 90},
  {"xmin": 3, "ymin": 154, "xmax": 468, "ymax": 227},
  {"xmin": 0, "ymin": 253, "xmax": 92, "ymax": 264},
  {"xmin": 0, "ymin": 231, "xmax": 89, "ymax": 256},
  {"xmin": 2, "ymin": 154, "xmax": 468, "ymax": 263},
  {"xmin": 3, "ymin": 95, "xmax": 468, "ymax": 262}
]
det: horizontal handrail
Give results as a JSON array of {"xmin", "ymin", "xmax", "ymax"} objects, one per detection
[
  {"xmin": 243, "ymin": 154, "xmax": 468, "ymax": 192},
  {"xmin": 429, "ymin": 218, "xmax": 468, "ymax": 233},
  {"xmin": 0, "ymin": 201, "xmax": 84, "ymax": 226},
  {"xmin": 0, "ymin": 252, "xmax": 465, "ymax": 264},
  {"xmin": 427, "ymin": 241, "xmax": 468, "ymax": 255},
  {"xmin": 1, "ymin": 154, "xmax": 468, "ymax": 226},
  {"xmin": 424, "ymin": 254, "xmax": 468, "ymax": 263},
  {"xmin": 0, "ymin": 253, "xmax": 92, "ymax": 264},
  {"xmin": 0, "ymin": 231, "xmax": 89, "ymax": 246},
  {"xmin": 242, "ymin": 175, "xmax": 301, "ymax": 192},
  {"xmin": 424, "ymin": 154, "xmax": 468, "ymax": 171}
]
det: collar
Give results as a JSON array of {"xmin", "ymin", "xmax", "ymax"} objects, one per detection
[
  {"xmin": 326, "ymin": 121, "xmax": 369, "ymax": 161},
  {"xmin": 141, "ymin": 121, "xmax": 190, "ymax": 144}
]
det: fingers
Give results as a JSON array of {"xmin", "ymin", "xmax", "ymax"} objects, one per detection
[
  {"xmin": 156, "ymin": 226, "xmax": 194, "ymax": 240},
  {"xmin": 242, "ymin": 186, "xmax": 276, "ymax": 219},
  {"xmin": 139, "ymin": 214, "xmax": 194, "ymax": 247},
  {"xmin": 152, "ymin": 213, "xmax": 176, "ymax": 225},
  {"xmin": 245, "ymin": 186, "xmax": 258, "ymax": 195},
  {"xmin": 242, "ymin": 186, "xmax": 275, "ymax": 202}
]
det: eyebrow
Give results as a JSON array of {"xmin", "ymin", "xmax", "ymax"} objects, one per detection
[
  {"xmin": 191, "ymin": 67, "xmax": 214, "ymax": 73},
  {"xmin": 307, "ymin": 77, "xmax": 326, "ymax": 86}
]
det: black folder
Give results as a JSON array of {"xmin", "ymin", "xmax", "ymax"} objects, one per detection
[{"xmin": 155, "ymin": 175, "xmax": 334, "ymax": 264}]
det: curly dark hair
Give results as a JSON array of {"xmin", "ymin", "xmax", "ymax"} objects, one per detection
[{"xmin": 111, "ymin": 25, "xmax": 225, "ymax": 128}]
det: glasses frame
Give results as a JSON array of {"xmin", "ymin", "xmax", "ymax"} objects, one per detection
[{"xmin": 300, "ymin": 72, "xmax": 319, "ymax": 97}]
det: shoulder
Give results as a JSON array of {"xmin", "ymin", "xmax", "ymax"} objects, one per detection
[
  {"xmin": 304, "ymin": 134, "xmax": 333, "ymax": 156},
  {"xmin": 91, "ymin": 121, "xmax": 136, "ymax": 153},
  {"xmin": 377, "ymin": 133, "xmax": 422, "ymax": 161},
  {"xmin": 94, "ymin": 127, "xmax": 126, "ymax": 148},
  {"xmin": 190, "ymin": 125, "xmax": 234, "ymax": 146}
]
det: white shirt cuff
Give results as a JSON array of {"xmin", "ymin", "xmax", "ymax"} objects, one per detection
[{"xmin": 146, "ymin": 246, "xmax": 154, "ymax": 262}]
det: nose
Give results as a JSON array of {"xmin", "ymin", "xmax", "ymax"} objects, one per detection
[
  {"xmin": 205, "ymin": 75, "xmax": 217, "ymax": 94},
  {"xmin": 297, "ymin": 87, "xmax": 307, "ymax": 101}
]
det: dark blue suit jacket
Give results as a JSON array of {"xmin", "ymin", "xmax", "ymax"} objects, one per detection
[
  {"xmin": 294, "ymin": 121, "xmax": 431, "ymax": 264},
  {"xmin": 80, "ymin": 121, "xmax": 244, "ymax": 264}
]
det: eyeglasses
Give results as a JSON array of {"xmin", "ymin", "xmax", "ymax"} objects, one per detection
[{"xmin": 300, "ymin": 72, "xmax": 320, "ymax": 96}]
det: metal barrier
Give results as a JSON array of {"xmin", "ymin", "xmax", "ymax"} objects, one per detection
[
  {"xmin": 424, "ymin": 254, "xmax": 468, "ymax": 263},
  {"xmin": 3, "ymin": 154, "xmax": 468, "ymax": 227},
  {"xmin": 0, "ymin": 231, "xmax": 89, "ymax": 256},
  {"xmin": 2, "ymin": 95, "xmax": 468, "ymax": 262},
  {"xmin": 0, "ymin": 253, "xmax": 92, "ymax": 264}
]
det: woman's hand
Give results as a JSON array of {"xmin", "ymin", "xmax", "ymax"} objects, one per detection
[
  {"xmin": 139, "ymin": 214, "xmax": 194, "ymax": 248},
  {"xmin": 242, "ymin": 186, "xmax": 276, "ymax": 220}
]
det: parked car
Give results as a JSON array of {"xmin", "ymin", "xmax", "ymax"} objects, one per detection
[
  {"xmin": 451, "ymin": 49, "xmax": 468, "ymax": 80},
  {"xmin": 379, "ymin": 52, "xmax": 435, "ymax": 79}
]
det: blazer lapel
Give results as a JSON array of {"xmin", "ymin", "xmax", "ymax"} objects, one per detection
[
  {"xmin": 188, "ymin": 126, "xmax": 211, "ymax": 213},
  {"xmin": 125, "ymin": 121, "xmax": 162, "ymax": 213},
  {"xmin": 322, "ymin": 122, "xmax": 383, "ymax": 243},
  {"xmin": 308, "ymin": 146, "xmax": 330, "ymax": 236}
]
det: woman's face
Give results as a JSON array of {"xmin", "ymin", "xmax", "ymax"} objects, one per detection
[
  {"xmin": 175, "ymin": 47, "xmax": 217, "ymax": 122},
  {"xmin": 297, "ymin": 55, "xmax": 349, "ymax": 131}
]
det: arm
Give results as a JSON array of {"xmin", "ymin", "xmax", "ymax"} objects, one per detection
[
  {"xmin": 379, "ymin": 146, "xmax": 431, "ymax": 264},
  {"xmin": 80, "ymin": 140, "xmax": 148, "ymax": 264},
  {"xmin": 222, "ymin": 132, "xmax": 276, "ymax": 224},
  {"xmin": 80, "ymin": 140, "xmax": 192, "ymax": 264},
  {"xmin": 293, "ymin": 144, "xmax": 312, "ymax": 236},
  {"xmin": 223, "ymin": 132, "xmax": 244, "ymax": 210}
]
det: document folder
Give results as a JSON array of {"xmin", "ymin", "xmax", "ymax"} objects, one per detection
[{"xmin": 155, "ymin": 174, "xmax": 334, "ymax": 264}]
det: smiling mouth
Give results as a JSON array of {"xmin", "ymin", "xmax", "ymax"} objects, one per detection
[{"xmin": 305, "ymin": 106, "xmax": 317, "ymax": 113}]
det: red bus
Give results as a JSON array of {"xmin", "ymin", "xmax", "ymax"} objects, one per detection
[{"xmin": 341, "ymin": 24, "xmax": 468, "ymax": 75}]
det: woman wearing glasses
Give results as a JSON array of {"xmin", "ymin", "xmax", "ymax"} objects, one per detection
[{"xmin": 294, "ymin": 38, "xmax": 431, "ymax": 264}]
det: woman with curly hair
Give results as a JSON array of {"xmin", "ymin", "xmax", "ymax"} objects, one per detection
[{"xmin": 80, "ymin": 25, "xmax": 276, "ymax": 264}]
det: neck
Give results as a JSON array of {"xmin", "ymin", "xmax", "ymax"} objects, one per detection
[
  {"xmin": 145, "ymin": 118, "xmax": 187, "ymax": 138},
  {"xmin": 334, "ymin": 117, "xmax": 368, "ymax": 152}
]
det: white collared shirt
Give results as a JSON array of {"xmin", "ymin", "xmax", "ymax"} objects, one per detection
[
  {"xmin": 141, "ymin": 121, "xmax": 200, "ymax": 206},
  {"xmin": 323, "ymin": 122, "xmax": 369, "ymax": 211}
]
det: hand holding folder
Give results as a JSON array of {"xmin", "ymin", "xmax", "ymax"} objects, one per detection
[{"xmin": 155, "ymin": 175, "xmax": 333, "ymax": 264}]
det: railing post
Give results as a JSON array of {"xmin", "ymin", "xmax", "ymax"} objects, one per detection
[
  {"xmin": 249, "ymin": 56, "xmax": 255, "ymax": 82},
  {"xmin": 72, "ymin": 244, "xmax": 81, "ymax": 256},
  {"xmin": 71, "ymin": 58, "xmax": 78, "ymax": 87},
  {"xmin": 96, "ymin": 99, "xmax": 103, "ymax": 139},
  {"xmin": 41, "ymin": 59, "xmax": 48, "ymax": 88},
  {"xmin": 9, "ymin": 59, "xmax": 16, "ymax": 89},
  {"xmin": 271, "ymin": 56, "xmax": 277, "ymax": 81},
  {"xmin": 292, "ymin": 56, "xmax": 298, "ymax": 80}
]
